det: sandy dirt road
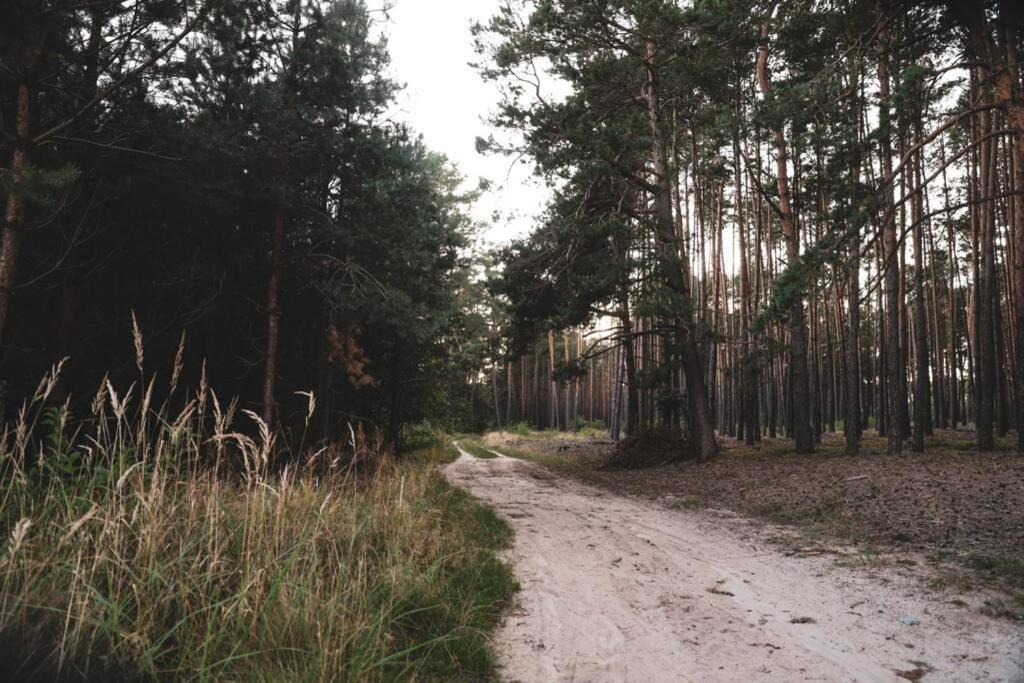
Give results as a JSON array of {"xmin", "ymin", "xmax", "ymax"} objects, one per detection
[{"xmin": 445, "ymin": 446, "xmax": 1024, "ymax": 683}]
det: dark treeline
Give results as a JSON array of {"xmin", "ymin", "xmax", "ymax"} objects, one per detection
[
  {"xmin": 477, "ymin": 0, "xmax": 1024, "ymax": 457},
  {"xmin": 1, "ymin": 0, "xmax": 499, "ymax": 445}
]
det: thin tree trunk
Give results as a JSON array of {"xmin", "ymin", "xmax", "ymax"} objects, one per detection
[
  {"xmin": 734, "ymin": 109, "xmax": 758, "ymax": 444},
  {"xmin": 611, "ymin": 346, "xmax": 624, "ymax": 441},
  {"xmin": 877, "ymin": 14, "xmax": 906, "ymax": 453},
  {"xmin": 507, "ymin": 362, "xmax": 514, "ymax": 424},
  {"xmin": 977, "ymin": 102, "xmax": 997, "ymax": 451},
  {"xmin": 757, "ymin": 19, "xmax": 813, "ymax": 453},
  {"xmin": 563, "ymin": 331, "xmax": 572, "ymax": 431},
  {"xmin": 261, "ymin": 1, "xmax": 302, "ymax": 427},
  {"xmin": 262, "ymin": 204, "xmax": 286, "ymax": 426},
  {"xmin": 0, "ymin": 79, "xmax": 32, "ymax": 344},
  {"xmin": 911, "ymin": 114, "xmax": 930, "ymax": 451},
  {"xmin": 548, "ymin": 330, "xmax": 559, "ymax": 431},
  {"xmin": 492, "ymin": 365, "xmax": 502, "ymax": 429},
  {"xmin": 846, "ymin": 182, "xmax": 862, "ymax": 452}
]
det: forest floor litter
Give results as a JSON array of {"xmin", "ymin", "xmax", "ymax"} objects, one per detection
[
  {"xmin": 484, "ymin": 429, "xmax": 1024, "ymax": 587},
  {"xmin": 446, "ymin": 439, "xmax": 1024, "ymax": 682}
]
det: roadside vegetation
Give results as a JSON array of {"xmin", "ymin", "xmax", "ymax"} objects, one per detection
[
  {"xmin": 460, "ymin": 433, "xmax": 571, "ymax": 468},
  {"xmin": 0, "ymin": 363, "xmax": 515, "ymax": 682},
  {"xmin": 453, "ymin": 438, "xmax": 501, "ymax": 460}
]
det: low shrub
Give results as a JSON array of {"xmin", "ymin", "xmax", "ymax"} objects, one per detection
[
  {"xmin": 401, "ymin": 421, "xmax": 448, "ymax": 452},
  {"xmin": 602, "ymin": 427, "xmax": 697, "ymax": 469}
]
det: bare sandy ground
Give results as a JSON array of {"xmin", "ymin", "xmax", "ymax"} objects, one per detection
[{"xmin": 445, "ymin": 446, "xmax": 1024, "ymax": 683}]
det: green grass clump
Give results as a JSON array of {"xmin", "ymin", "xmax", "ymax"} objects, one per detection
[
  {"xmin": 750, "ymin": 499, "xmax": 859, "ymax": 542},
  {"xmin": 407, "ymin": 441, "xmax": 461, "ymax": 465},
  {"xmin": 495, "ymin": 424, "xmax": 607, "ymax": 441},
  {"xmin": 455, "ymin": 438, "xmax": 501, "ymax": 459},
  {"xmin": 966, "ymin": 553, "xmax": 1024, "ymax": 589},
  {"xmin": 489, "ymin": 443, "xmax": 575, "ymax": 469},
  {"xmin": 0, "ymin": 361, "xmax": 514, "ymax": 682},
  {"xmin": 503, "ymin": 422, "xmax": 533, "ymax": 437}
]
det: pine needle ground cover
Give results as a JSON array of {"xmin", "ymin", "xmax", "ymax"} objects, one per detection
[{"xmin": 0, "ymin": 367, "xmax": 515, "ymax": 682}]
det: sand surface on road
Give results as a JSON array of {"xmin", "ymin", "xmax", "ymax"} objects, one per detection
[{"xmin": 446, "ymin": 446, "xmax": 1023, "ymax": 682}]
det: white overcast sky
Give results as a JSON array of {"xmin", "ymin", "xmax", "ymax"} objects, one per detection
[{"xmin": 383, "ymin": 0, "xmax": 547, "ymax": 246}]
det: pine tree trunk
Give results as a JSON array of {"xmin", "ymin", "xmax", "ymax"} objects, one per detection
[
  {"xmin": 261, "ymin": 2, "xmax": 303, "ymax": 428},
  {"xmin": 611, "ymin": 346, "xmax": 624, "ymax": 441},
  {"xmin": 563, "ymin": 331, "xmax": 572, "ymax": 431},
  {"xmin": 995, "ymin": 271, "xmax": 1009, "ymax": 437},
  {"xmin": 492, "ymin": 365, "xmax": 502, "ymax": 429},
  {"xmin": 736, "ymin": 118, "xmax": 758, "ymax": 444},
  {"xmin": 0, "ymin": 79, "xmax": 32, "ymax": 344},
  {"xmin": 943, "ymin": 137, "xmax": 961, "ymax": 428},
  {"xmin": 757, "ymin": 22, "xmax": 813, "ymax": 453},
  {"xmin": 507, "ymin": 362, "xmax": 514, "ymax": 424},
  {"xmin": 262, "ymin": 204, "xmax": 286, "ymax": 426},
  {"xmin": 877, "ymin": 17, "xmax": 905, "ymax": 454},
  {"xmin": 976, "ymin": 104, "xmax": 997, "ymax": 451},
  {"xmin": 644, "ymin": 39, "xmax": 717, "ymax": 459},
  {"xmin": 533, "ymin": 353, "xmax": 541, "ymax": 427},
  {"xmin": 622, "ymin": 310, "xmax": 640, "ymax": 436},
  {"xmin": 521, "ymin": 356, "xmax": 527, "ymax": 423},
  {"xmin": 548, "ymin": 330, "xmax": 559, "ymax": 430},
  {"xmin": 927, "ymin": 223, "xmax": 946, "ymax": 429},
  {"xmin": 846, "ymin": 233, "xmax": 861, "ymax": 451},
  {"xmin": 911, "ymin": 118, "xmax": 930, "ymax": 451}
]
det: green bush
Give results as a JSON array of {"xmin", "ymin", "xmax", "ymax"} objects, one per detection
[
  {"xmin": 504, "ymin": 422, "xmax": 533, "ymax": 436},
  {"xmin": 402, "ymin": 421, "xmax": 448, "ymax": 451}
]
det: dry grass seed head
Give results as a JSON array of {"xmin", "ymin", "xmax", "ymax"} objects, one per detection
[
  {"xmin": 15, "ymin": 401, "xmax": 29, "ymax": 456},
  {"xmin": 242, "ymin": 409, "xmax": 274, "ymax": 473},
  {"xmin": 295, "ymin": 390, "xmax": 316, "ymax": 427},
  {"xmin": 91, "ymin": 374, "xmax": 108, "ymax": 416},
  {"xmin": 33, "ymin": 357, "xmax": 68, "ymax": 404},
  {"xmin": 170, "ymin": 331, "xmax": 186, "ymax": 393},
  {"xmin": 131, "ymin": 311, "xmax": 144, "ymax": 374},
  {"xmin": 59, "ymin": 507, "xmax": 99, "ymax": 548},
  {"xmin": 105, "ymin": 380, "xmax": 134, "ymax": 422},
  {"xmin": 4, "ymin": 518, "xmax": 32, "ymax": 566},
  {"xmin": 198, "ymin": 360, "xmax": 208, "ymax": 415}
]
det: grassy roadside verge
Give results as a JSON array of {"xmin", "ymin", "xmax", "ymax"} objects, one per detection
[
  {"xmin": 452, "ymin": 437, "xmax": 500, "ymax": 460},
  {"xmin": 457, "ymin": 434, "xmax": 575, "ymax": 468},
  {"xmin": 0, "ymin": 380, "xmax": 516, "ymax": 680}
]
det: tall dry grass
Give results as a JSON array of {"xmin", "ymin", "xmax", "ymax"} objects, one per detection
[{"xmin": 0, "ymin": 328, "xmax": 513, "ymax": 681}]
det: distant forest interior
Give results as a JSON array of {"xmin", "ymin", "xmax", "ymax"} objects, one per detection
[{"xmin": 478, "ymin": 0, "xmax": 1024, "ymax": 459}]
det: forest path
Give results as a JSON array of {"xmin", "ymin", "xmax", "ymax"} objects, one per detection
[{"xmin": 444, "ymin": 446, "xmax": 1024, "ymax": 683}]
